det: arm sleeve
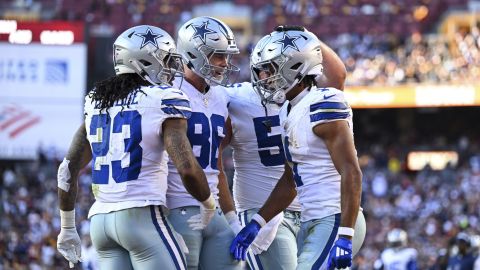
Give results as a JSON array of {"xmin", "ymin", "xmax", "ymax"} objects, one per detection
[{"xmin": 309, "ymin": 89, "xmax": 351, "ymax": 129}]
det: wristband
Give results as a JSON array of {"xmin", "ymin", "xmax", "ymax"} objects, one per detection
[
  {"xmin": 200, "ymin": 193, "xmax": 215, "ymax": 209},
  {"xmin": 224, "ymin": 211, "xmax": 238, "ymax": 224},
  {"xmin": 60, "ymin": 209, "xmax": 75, "ymax": 228},
  {"xmin": 338, "ymin": 226, "xmax": 355, "ymax": 237},
  {"xmin": 251, "ymin": 214, "xmax": 266, "ymax": 228}
]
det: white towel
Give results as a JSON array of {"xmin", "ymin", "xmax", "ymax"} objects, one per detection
[{"xmin": 250, "ymin": 212, "xmax": 284, "ymax": 255}]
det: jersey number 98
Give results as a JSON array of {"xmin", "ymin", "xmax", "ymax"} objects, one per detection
[{"xmin": 187, "ymin": 112, "xmax": 225, "ymax": 170}]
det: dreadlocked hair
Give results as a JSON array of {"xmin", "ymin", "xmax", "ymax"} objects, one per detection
[
  {"xmin": 89, "ymin": 73, "xmax": 150, "ymax": 112},
  {"xmin": 301, "ymin": 75, "xmax": 317, "ymax": 90}
]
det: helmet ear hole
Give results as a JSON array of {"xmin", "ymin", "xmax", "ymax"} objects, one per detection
[
  {"xmin": 187, "ymin": 52, "xmax": 197, "ymax": 59},
  {"xmin": 139, "ymin": 59, "xmax": 152, "ymax": 67},
  {"xmin": 290, "ymin": 62, "xmax": 302, "ymax": 70}
]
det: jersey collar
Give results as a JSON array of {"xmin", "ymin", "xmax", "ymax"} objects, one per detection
[{"xmin": 289, "ymin": 88, "xmax": 309, "ymax": 107}]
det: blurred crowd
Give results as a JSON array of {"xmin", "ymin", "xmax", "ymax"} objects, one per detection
[
  {"xmin": 235, "ymin": 26, "xmax": 480, "ymax": 86},
  {"xmin": 0, "ymin": 151, "xmax": 97, "ymax": 270},
  {"xmin": 232, "ymin": 25, "xmax": 480, "ymax": 86},
  {"xmin": 5, "ymin": 0, "xmax": 479, "ymax": 88},
  {"xmin": 332, "ymin": 28, "xmax": 480, "ymax": 86},
  {"xmin": 354, "ymin": 141, "xmax": 480, "ymax": 269}
]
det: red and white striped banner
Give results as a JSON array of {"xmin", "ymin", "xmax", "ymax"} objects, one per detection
[{"xmin": 0, "ymin": 104, "xmax": 41, "ymax": 139}]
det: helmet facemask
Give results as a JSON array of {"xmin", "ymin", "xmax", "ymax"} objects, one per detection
[
  {"xmin": 153, "ymin": 48, "xmax": 184, "ymax": 85},
  {"xmin": 252, "ymin": 54, "xmax": 293, "ymax": 105},
  {"xmin": 124, "ymin": 44, "xmax": 184, "ymax": 86}
]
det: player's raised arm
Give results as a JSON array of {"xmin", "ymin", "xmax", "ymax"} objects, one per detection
[
  {"xmin": 163, "ymin": 117, "xmax": 211, "ymax": 202},
  {"xmin": 317, "ymin": 40, "xmax": 347, "ymax": 90},
  {"xmin": 57, "ymin": 122, "xmax": 92, "ymax": 268}
]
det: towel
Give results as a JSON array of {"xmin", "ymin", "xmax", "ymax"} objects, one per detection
[{"xmin": 250, "ymin": 212, "xmax": 284, "ymax": 255}]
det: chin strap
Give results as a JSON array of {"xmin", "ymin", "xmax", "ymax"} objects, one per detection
[
  {"xmin": 130, "ymin": 59, "xmax": 157, "ymax": 85},
  {"xmin": 260, "ymin": 99, "xmax": 272, "ymax": 133}
]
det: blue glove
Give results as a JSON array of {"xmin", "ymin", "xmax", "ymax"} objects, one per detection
[
  {"xmin": 229, "ymin": 220, "xmax": 261, "ymax": 261},
  {"xmin": 327, "ymin": 237, "xmax": 352, "ymax": 270}
]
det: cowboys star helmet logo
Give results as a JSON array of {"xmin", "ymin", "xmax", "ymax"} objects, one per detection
[
  {"xmin": 274, "ymin": 33, "xmax": 300, "ymax": 53},
  {"xmin": 190, "ymin": 22, "xmax": 216, "ymax": 44},
  {"xmin": 135, "ymin": 28, "xmax": 163, "ymax": 49}
]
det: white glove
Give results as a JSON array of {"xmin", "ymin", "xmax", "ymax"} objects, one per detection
[
  {"xmin": 224, "ymin": 211, "xmax": 243, "ymax": 234},
  {"xmin": 187, "ymin": 193, "xmax": 216, "ymax": 230},
  {"xmin": 57, "ymin": 210, "xmax": 82, "ymax": 268}
]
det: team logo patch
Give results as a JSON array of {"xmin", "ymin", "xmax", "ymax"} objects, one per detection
[
  {"xmin": 135, "ymin": 28, "xmax": 163, "ymax": 49},
  {"xmin": 190, "ymin": 22, "xmax": 216, "ymax": 44},
  {"xmin": 274, "ymin": 33, "xmax": 300, "ymax": 53}
]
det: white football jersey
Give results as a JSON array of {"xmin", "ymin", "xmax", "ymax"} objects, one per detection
[
  {"xmin": 166, "ymin": 78, "xmax": 229, "ymax": 209},
  {"xmin": 379, "ymin": 247, "xmax": 417, "ymax": 270},
  {"xmin": 84, "ymin": 85, "xmax": 191, "ymax": 217},
  {"xmin": 279, "ymin": 87, "xmax": 353, "ymax": 222},
  {"xmin": 226, "ymin": 82, "xmax": 301, "ymax": 212}
]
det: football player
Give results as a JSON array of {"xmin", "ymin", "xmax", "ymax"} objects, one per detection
[
  {"xmin": 446, "ymin": 232, "xmax": 475, "ymax": 270},
  {"xmin": 229, "ymin": 27, "xmax": 365, "ymax": 270},
  {"xmin": 165, "ymin": 16, "xmax": 243, "ymax": 270},
  {"xmin": 56, "ymin": 25, "xmax": 214, "ymax": 270},
  {"xmin": 374, "ymin": 228, "xmax": 418, "ymax": 270},
  {"xmin": 219, "ymin": 25, "xmax": 349, "ymax": 270}
]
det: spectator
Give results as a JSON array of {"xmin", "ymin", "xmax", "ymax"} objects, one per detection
[
  {"xmin": 374, "ymin": 228, "xmax": 418, "ymax": 270},
  {"xmin": 447, "ymin": 233, "xmax": 476, "ymax": 270}
]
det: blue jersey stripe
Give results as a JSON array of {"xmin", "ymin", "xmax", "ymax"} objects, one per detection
[
  {"xmin": 149, "ymin": 206, "xmax": 183, "ymax": 270},
  {"xmin": 246, "ymin": 253, "xmax": 256, "ymax": 270},
  {"xmin": 254, "ymin": 254, "xmax": 264, "ymax": 270},
  {"xmin": 310, "ymin": 102, "xmax": 348, "ymax": 112},
  {"xmin": 162, "ymin": 98, "xmax": 190, "ymax": 108},
  {"xmin": 310, "ymin": 111, "xmax": 350, "ymax": 122},
  {"xmin": 158, "ymin": 206, "xmax": 187, "ymax": 268},
  {"xmin": 161, "ymin": 107, "xmax": 192, "ymax": 119},
  {"xmin": 311, "ymin": 213, "xmax": 341, "ymax": 270}
]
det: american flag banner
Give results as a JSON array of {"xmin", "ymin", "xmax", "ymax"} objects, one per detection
[{"xmin": 0, "ymin": 104, "xmax": 42, "ymax": 139}]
